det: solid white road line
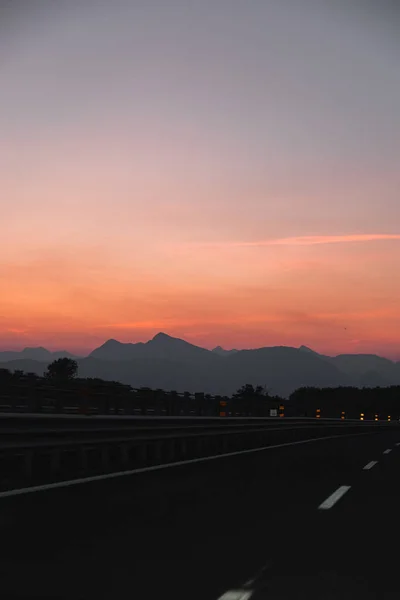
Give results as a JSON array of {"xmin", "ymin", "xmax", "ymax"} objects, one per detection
[
  {"xmin": 318, "ymin": 485, "xmax": 351, "ymax": 510},
  {"xmin": 363, "ymin": 461, "xmax": 378, "ymax": 470},
  {"xmin": 383, "ymin": 449, "xmax": 392, "ymax": 454},
  {"xmin": 0, "ymin": 430, "xmax": 378, "ymax": 500},
  {"xmin": 217, "ymin": 590, "xmax": 253, "ymax": 600}
]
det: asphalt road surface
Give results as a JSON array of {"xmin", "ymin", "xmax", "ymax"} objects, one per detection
[{"xmin": 1, "ymin": 428, "xmax": 399, "ymax": 599}]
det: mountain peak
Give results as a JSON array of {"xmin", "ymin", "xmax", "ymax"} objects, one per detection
[
  {"xmin": 103, "ymin": 339, "xmax": 123, "ymax": 346},
  {"xmin": 299, "ymin": 345, "xmax": 317, "ymax": 354},
  {"xmin": 22, "ymin": 346, "xmax": 50, "ymax": 353},
  {"xmin": 149, "ymin": 332, "xmax": 190, "ymax": 347},
  {"xmin": 152, "ymin": 332, "xmax": 173, "ymax": 341},
  {"xmin": 212, "ymin": 346, "xmax": 238, "ymax": 356}
]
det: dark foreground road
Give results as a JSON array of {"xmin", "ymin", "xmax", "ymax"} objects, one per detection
[{"xmin": 1, "ymin": 428, "xmax": 400, "ymax": 599}]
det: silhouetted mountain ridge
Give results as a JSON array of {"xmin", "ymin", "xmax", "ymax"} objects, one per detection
[
  {"xmin": 298, "ymin": 345, "xmax": 319, "ymax": 354},
  {"xmin": 0, "ymin": 347, "xmax": 79, "ymax": 362},
  {"xmin": 1, "ymin": 333, "xmax": 399, "ymax": 397},
  {"xmin": 212, "ymin": 346, "xmax": 238, "ymax": 356},
  {"xmin": 90, "ymin": 332, "xmax": 216, "ymax": 363}
]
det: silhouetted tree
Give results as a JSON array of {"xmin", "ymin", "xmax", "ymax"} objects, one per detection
[
  {"xmin": 13, "ymin": 369, "xmax": 24, "ymax": 379},
  {"xmin": 231, "ymin": 383, "xmax": 272, "ymax": 416},
  {"xmin": 46, "ymin": 358, "xmax": 78, "ymax": 383},
  {"xmin": 233, "ymin": 384, "xmax": 269, "ymax": 399},
  {"xmin": 0, "ymin": 368, "xmax": 12, "ymax": 383},
  {"xmin": 26, "ymin": 372, "xmax": 40, "ymax": 381}
]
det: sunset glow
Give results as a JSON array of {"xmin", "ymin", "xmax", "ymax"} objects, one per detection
[{"xmin": 1, "ymin": 1, "xmax": 399, "ymax": 359}]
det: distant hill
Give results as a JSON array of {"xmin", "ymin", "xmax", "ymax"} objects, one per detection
[
  {"xmin": 0, "ymin": 347, "xmax": 79, "ymax": 363},
  {"xmin": 327, "ymin": 354, "xmax": 399, "ymax": 381},
  {"xmin": 217, "ymin": 346, "xmax": 351, "ymax": 397},
  {"xmin": 0, "ymin": 359, "xmax": 48, "ymax": 376},
  {"xmin": 1, "ymin": 334, "xmax": 399, "ymax": 397},
  {"xmin": 298, "ymin": 347, "xmax": 400, "ymax": 387},
  {"xmin": 212, "ymin": 346, "xmax": 238, "ymax": 357}
]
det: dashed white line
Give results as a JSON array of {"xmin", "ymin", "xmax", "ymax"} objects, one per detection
[
  {"xmin": 383, "ymin": 449, "xmax": 392, "ymax": 454},
  {"xmin": 217, "ymin": 590, "xmax": 253, "ymax": 600},
  {"xmin": 318, "ymin": 485, "xmax": 351, "ymax": 510},
  {"xmin": 243, "ymin": 563, "xmax": 271, "ymax": 588},
  {"xmin": 217, "ymin": 562, "xmax": 271, "ymax": 599},
  {"xmin": 396, "ymin": 442, "xmax": 400, "ymax": 446},
  {"xmin": 363, "ymin": 460, "xmax": 378, "ymax": 470}
]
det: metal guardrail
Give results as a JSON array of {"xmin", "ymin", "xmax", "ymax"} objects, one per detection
[
  {"xmin": 0, "ymin": 382, "xmax": 287, "ymax": 417},
  {"xmin": 0, "ymin": 413, "xmax": 396, "ymax": 494}
]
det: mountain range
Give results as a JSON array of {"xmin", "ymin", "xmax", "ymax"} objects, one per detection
[
  {"xmin": 0, "ymin": 347, "xmax": 79, "ymax": 362},
  {"xmin": 1, "ymin": 332, "xmax": 399, "ymax": 397}
]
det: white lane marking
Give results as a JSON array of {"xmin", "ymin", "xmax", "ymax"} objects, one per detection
[
  {"xmin": 396, "ymin": 442, "xmax": 400, "ymax": 446},
  {"xmin": 318, "ymin": 485, "xmax": 351, "ymax": 510},
  {"xmin": 0, "ymin": 430, "xmax": 378, "ymax": 499},
  {"xmin": 219, "ymin": 561, "xmax": 271, "ymax": 599},
  {"xmin": 383, "ymin": 449, "xmax": 392, "ymax": 454},
  {"xmin": 217, "ymin": 590, "xmax": 253, "ymax": 600},
  {"xmin": 363, "ymin": 461, "xmax": 378, "ymax": 470},
  {"xmin": 243, "ymin": 562, "xmax": 271, "ymax": 588}
]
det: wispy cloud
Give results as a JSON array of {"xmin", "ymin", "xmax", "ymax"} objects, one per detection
[{"xmin": 192, "ymin": 234, "xmax": 400, "ymax": 248}]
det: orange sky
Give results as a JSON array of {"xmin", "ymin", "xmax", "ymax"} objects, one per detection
[
  {"xmin": 1, "ymin": 2, "xmax": 400, "ymax": 359},
  {"xmin": 2, "ymin": 233, "xmax": 400, "ymax": 358}
]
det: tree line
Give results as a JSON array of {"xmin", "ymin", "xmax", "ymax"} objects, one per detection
[{"xmin": 0, "ymin": 358, "xmax": 399, "ymax": 419}]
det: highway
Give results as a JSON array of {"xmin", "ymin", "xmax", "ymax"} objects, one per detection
[{"xmin": 0, "ymin": 428, "xmax": 399, "ymax": 599}]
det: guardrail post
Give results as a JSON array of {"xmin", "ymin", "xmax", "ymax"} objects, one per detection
[
  {"xmin": 24, "ymin": 450, "xmax": 33, "ymax": 481},
  {"xmin": 51, "ymin": 449, "xmax": 60, "ymax": 474},
  {"xmin": 101, "ymin": 447, "xmax": 109, "ymax": 471},
  {"xmin": 221, "ymin": 435, "xmax": 228, "ymax": 454},
  {"xmin": 120, "ymin": 443, "xmax": 130, "ymax": 468},
  {"xmin": 54, "ymin": 396, "xmax": 62, "ymax": 414},
  {"xmin": 196, "ymin": 437, "xmax": 203, "ymax": 457},
  {"xmin": 27, "ymin": 394, "xmax": 40, "ymax": 413},
  {"xmin": 195, "ymin": 392, "xmax": 204, "ymax": 416},
  {"xmin": 180, "ymin": 439, "xmax": 187, "ymax": 459},
  {"xmin": 153, "ymin": 441, "xmax": 162, "ymax": 463},
  {"xmin": 137, "ymin": 443, "xmax": 147, "ymax": 466},
  {"xmin": 80, "ymin": 447, "xmax": 89, "ymax": 472},
  {"xmin": 166, "ymin": 439, "xmax": 175, "ymax": 462},
  {"xmin": 168, "ymin": 391, "xmax": 179, "ymax": 416}
]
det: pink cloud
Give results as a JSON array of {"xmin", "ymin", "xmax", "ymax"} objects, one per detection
[{"xmin": 190, "ymin": 233, "xmax": 400, "ymax": 248}]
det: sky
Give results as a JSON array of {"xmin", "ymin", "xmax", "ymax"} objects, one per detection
[{"xmin": 1, "ymin": 0, "xmax": 400, "ymax": 358}]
